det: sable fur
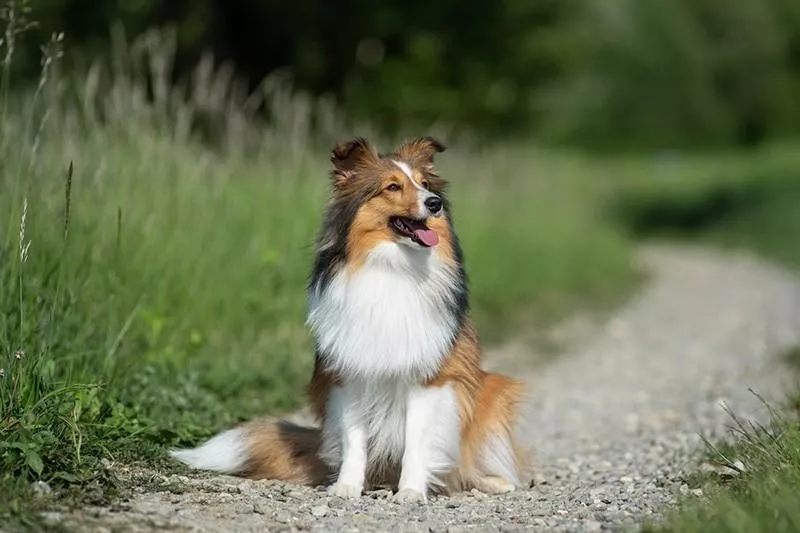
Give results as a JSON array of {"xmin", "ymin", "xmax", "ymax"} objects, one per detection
[{"xmin": 170, "ymin": 136, "xmax": 531, "ymax": 499}]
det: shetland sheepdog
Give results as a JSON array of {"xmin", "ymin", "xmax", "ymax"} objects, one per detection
[{"xmin": 170, "ymin": 137, "xmax": 530, "ymax": 502}]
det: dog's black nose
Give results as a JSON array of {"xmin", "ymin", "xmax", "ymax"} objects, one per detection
[{"xmin": 425, "ymin": 196, "xmax": 443, "ymax": 214}]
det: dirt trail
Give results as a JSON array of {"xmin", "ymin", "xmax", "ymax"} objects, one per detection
[{"xmin": 45, "ymin": 244, "xmax": 800, "ymax": 532}]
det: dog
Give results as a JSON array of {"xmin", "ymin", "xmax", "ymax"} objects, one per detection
[{"xmin": 170, "ymin": 136, "xmax": 530, "ymax": 503}]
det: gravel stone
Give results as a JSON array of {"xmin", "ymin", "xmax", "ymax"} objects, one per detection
[
  {"xmin": 31, "ymin": 481, "xmax": 53, "ymax": 495},
  {"xmin": 45, "ymin": 245, "xmax": 800, "ymax": 532},
  {"xmin": 312, "ymin": 505, "xmax": 331, "ymax": 518}
]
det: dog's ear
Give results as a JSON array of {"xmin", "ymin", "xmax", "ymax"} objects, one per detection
[
  {"xmin": 330, "ymin": 137, "xmax": 379, "ymax": 189},
  {"xmin": 330, "ymin": 138, "xmax": 379, "ymax": 187},
  {"xmin": 394, "ymin": 136, "xmax": 446, "ymax": 169}
]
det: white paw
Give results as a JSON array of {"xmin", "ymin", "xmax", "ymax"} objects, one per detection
[
  {"xmin": 393, "ymin": 488, "xmax": 426, "ymax": 504},
  {"xmin": 328, "ymin": 482, "xmax": 363, "ymax": 499},
  {"xmin": 474, "ymin": 476, "xmax": 516, "ymax": 495}
]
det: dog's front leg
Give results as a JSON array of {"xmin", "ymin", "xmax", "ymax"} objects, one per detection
[
  {"xmin": 395, "ymin": 385, "xmax": 460, "ymax": 503},
  {"xmin": 327, "ymin": 385, "xmax": 367, "ymax": 498}
]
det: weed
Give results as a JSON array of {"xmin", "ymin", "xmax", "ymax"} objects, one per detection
[{"xmin": 646, "ymin": 391, "xmax": 800, "ymax": 533}]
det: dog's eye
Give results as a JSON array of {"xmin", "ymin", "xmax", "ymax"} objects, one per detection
[
  {"xmin": 421, "ymin": 181, "xmax": 430, "ymax": 190},
  {"xmin": 386, "ymin": 183, "xmax": 401, "ymax": 192}
]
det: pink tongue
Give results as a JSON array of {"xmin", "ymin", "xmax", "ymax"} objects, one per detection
[{"xmin": 413, "ymin": 228, "xmax": 439, "ymax": 247}]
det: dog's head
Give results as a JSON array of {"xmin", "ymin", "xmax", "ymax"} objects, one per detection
[{"xmin": 327, "ymin": 136, "xmax": 449, "ymax": 251}]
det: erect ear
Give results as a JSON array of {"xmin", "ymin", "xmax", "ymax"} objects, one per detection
[
  {"xmin": 330, "ymin": 137, "xmax": 379, "ymax": 174},
  {"xmin": 394, "ymin": 136, "xmax": 446, "ymax": 169}
]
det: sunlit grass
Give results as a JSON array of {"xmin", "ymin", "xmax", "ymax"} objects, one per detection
[{"xmin": 645, "ymin": 391, "xmax": 800, "ymax": 533}]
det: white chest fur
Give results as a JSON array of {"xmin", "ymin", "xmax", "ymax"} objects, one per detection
[{"xmin": 307, "ymin": 242, "xmax": 460, "ymax": 380}]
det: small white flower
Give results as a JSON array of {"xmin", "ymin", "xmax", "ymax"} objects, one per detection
[
  {"xmin": 14, "ymin": 350, "xmax": 24, "ymax": 361},
  {"xmin": 0, "ymin": 368, "xmax": 5, "ymax": 378}
]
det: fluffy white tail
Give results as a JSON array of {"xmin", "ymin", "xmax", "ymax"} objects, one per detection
[
  {"xmin": 170, "ymin": 428, "xmax": 249, "ymax": 474},
  {"xmin": 169, "ymin": 419, "xmax": 329, "ymax": 484}
]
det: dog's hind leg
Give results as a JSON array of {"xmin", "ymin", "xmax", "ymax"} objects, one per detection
[{"xmin": 460, "ymin": 373, "xmax": 530, "ymax": 494}]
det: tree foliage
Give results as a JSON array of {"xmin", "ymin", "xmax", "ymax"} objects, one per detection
[{"xmin": 19, "ymin": 0, "xmax": 800, "ymax": 148}]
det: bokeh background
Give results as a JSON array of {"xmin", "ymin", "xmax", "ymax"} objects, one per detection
[
  {"xmin": 15, "ymin": 0, "xmax": 800, "ymax": 148},
  {"xmin": 2, "ymin": 0, "xmax": 800, "ymax": 524}
]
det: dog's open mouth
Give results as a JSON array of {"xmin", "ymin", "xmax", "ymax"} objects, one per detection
[{"xmin": 389, "ymin": 217, "xmax": 439, "ymax": 247}]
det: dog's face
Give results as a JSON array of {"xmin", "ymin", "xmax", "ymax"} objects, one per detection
[{"xmin": 329, "ymin": 137, "xmax": 449, "ymax": 250}]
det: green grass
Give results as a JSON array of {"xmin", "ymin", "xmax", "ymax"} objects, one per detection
[
  {"xmin": 605, "ymin": 141, "xmax": 800, "ymax": 240},
  {"xmin": 643, "ymin": 392, "xmax": 800, "ymax": 533}
]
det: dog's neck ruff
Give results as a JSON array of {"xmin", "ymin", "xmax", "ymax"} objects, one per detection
[{"xmin": 307, "ymin": 242, "xmax": 461, "ymax": 380}]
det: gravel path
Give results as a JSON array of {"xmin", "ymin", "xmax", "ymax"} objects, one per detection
[{"xmin": 49, "ymin": 244, "xmax": 800, "ymax": 532}]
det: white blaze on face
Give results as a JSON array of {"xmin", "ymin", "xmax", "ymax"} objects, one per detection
[{"xmin": 393, "ymin": 160, "xmax": 437, "ymax": 218}]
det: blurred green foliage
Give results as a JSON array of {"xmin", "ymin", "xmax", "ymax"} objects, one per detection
[{"xmin": 20, "ymin": 0, "xmax": 800, "ymax": 149}]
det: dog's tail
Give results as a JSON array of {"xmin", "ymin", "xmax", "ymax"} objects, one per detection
[{"xmin": 169, "ymin": 419, "xmax": 330, "ymax": 485}]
